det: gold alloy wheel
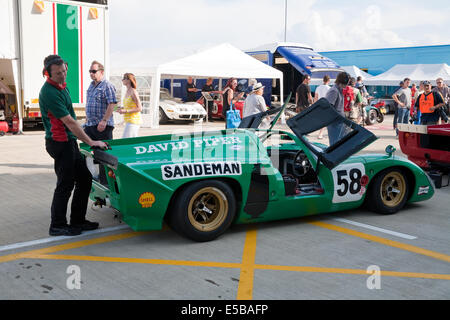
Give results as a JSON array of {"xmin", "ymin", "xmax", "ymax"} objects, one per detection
[
  {"xmin": 188, "ymin": 187, "xmax": 228, "ymax": 232},
  {"xmin": 380, "ymin": 172, "xmax": 407, "ymax": 207}
]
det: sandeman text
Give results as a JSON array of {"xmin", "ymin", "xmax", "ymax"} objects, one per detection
[{"xmin": 161, "ymin": 162, "xmax": 242, "ymax": 180}]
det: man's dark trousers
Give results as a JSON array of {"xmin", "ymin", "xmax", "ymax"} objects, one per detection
[
  {"xmin": 84, "ymin": 125, "xmax": 114, "ymax": 141},
  {"xmin": 46, "ymin": 139, "xmax": 92, "ymax": 227}
]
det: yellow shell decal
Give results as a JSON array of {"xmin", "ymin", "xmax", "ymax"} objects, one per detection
[{"xmin": 139, "ymin": 192, "xmax": 155, "ymax": 208}]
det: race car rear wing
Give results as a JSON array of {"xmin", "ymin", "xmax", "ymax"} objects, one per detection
[
  {"xmin": 92, "ymin": 148, "xmax": 118, "ymax": 170},
  {"xmin": 397, "ymin": 124, "xmax": 428, "ymax": 134}
]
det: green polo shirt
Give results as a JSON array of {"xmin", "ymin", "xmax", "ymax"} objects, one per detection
[{"xmin": 39, "ymin": 80, "xmax": 77, "ymax": 142}]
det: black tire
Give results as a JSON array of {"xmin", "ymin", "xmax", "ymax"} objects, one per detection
[
  {"xmin": 376, "ymin": 112, "xmax": 384, "ymax": 123},
  {"xmin": 159, "ymin": 107, "xmax": 169, "ymax": 124},
  {"xmin": 170, "ymin": 180, "xmax": 236, "ymax": 242},
  {"xmin": 0, "ymin": 131, "xmax": 5, "ymax": 137},
  {"xmin": 365, "ymin": 109, "xmax": 377, "ymax": 125},
  {"xmin": 366, "ymin": 168, "xmax": 409, "ymax": 214}
]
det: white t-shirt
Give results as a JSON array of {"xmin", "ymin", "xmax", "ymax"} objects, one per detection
[
  {"xmin": 394, "ymin": 87, "xmax": 412, "ymax": 109},
  {"xmin": 315, "ymin": 84, "xmax": 331, "ymax": 100},
  {"xmin": 243, "ymin": 94, "xmax": 266, "ymax": 118}
]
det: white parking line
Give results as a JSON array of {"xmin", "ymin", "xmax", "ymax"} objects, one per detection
[
  {"xmin": 333, "ymin": 218, "xmax": 418, "ymax": 240},
  {"xmin": 0, "ymin": 225, "xmax": 130, "ymax": 253}
]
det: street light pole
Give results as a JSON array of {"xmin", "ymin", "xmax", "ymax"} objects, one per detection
[{"xmin": 284, "ymin": 0, "xmax": 287, "ymax": 42}]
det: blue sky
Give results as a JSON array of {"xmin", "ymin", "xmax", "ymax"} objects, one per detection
[{"xmin": 109, "ymin": 0, "xmax": 450, "ymax": 67}]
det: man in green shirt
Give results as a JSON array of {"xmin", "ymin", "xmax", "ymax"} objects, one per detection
[{"xmin": 39, "ymin": 55, "xmax": 107, "ymax": 236}]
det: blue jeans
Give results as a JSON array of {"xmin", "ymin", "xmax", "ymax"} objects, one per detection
[
  {"xmin": 327, "ymin": 122, "xmax": 345, "ymax": 146},
  {"xmin": 396, "ymin": 108, "xmax": 409, "ymax": 135}
]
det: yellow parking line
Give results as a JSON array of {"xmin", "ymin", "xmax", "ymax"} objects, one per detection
[
  {"xmin": 30, "ymin": 254, "xmax": 241, "ymax": 269},
  {"xmin": 237, "ymin": 229, "xmax": 258, "ymax": 300},
  {"xmin": 309, "ymin": 221, "xmax": 450, "ymax": 263},
  {"xmin": 255, "ymin": 265, "xmax": 450, "ymax": 280},
  {"xmin": 27, "ymin": 254, "xmax": 450, "ymax": 281},
  {"xmin": 0, "ymin": 231, "xmax": 149, "ymax": 264}
]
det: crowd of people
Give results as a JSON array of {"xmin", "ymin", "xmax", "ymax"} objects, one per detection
[
  {"xmin": 294, "ymin": 72, "xmax": 449, "ymax": 144},
  {"xmin": 187, "ymin": 76, "xmax": 264, "ymax": 125},
  {"xmin": 393, "ymin": 77, "xmax": 449, "ymax": 129},
  {"xmin": 294, "ymin": 72, "xmax": 350, "ymax": 144}
]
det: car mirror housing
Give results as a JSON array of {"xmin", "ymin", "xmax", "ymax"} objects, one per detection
[{"xmin": 385, "ymin": 145, "xmax": 396, "ymax": 157}]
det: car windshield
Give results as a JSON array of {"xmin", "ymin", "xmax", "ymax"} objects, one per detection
[
  {"xmin": 258, "ymin": 130, "xmax": 299, "ymax": 149},
  {"xmin": 160, "ymin": 91, "xmax": 172, "ymax": 100}
]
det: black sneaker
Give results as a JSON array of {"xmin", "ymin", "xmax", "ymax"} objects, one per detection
[
  {"xmin": 71, "ymin": 220, "xmax": 99, "ymax": 231},
  {"xmin": 49, "ymin": 225, "xmax": 82, "ymax": 236}
]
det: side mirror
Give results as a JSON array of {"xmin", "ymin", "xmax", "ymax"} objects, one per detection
[{"xmin": 385, "ymin": 145, "xmax": 396, "ymax": 157}]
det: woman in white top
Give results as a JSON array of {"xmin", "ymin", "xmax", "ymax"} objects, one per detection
[{"xmin": 314, "ymin": 75, "xmax": 331, "ymax": 139}]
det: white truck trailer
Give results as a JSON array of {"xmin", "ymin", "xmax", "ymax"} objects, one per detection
[{"xmin": 0, "ymin": 0, "xmax": 109, "ymax": 131}]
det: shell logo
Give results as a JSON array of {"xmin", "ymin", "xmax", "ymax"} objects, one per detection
[{"xmin": 139, "ymin": 192, "xmax": 155, "ymax": 208}]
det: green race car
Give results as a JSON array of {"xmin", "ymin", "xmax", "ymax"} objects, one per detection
[{"xmin": 80, "ymin": 99, "xmax": 434, "ymax": 242}]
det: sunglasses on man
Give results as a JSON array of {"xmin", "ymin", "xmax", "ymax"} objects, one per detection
[{"xmin": 89, "ymin": 69, "xmax": 103, "ymax": 74}]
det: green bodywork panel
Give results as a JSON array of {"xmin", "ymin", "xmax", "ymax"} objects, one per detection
[{"xmin": 80, "ymin": 129, "xmax": 434, "ymax": 231}]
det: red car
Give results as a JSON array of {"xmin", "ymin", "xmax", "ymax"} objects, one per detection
[
  {"xmin": 199, "ymin": 92, "xmax": 244, "ymax": 120},
  {"xmin": 398, "ymin": 123, "xmax": 450, "ymax": 188}
]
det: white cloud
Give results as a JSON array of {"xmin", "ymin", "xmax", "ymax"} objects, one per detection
[
  {"xmin": 108, "ymin": 0, "xmax": 450, "ymax": 67},
  {"xmin": 285, "ymin": 3, "xmax": 416, "ymax": 51}
]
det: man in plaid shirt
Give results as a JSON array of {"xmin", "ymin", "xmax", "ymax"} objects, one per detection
[{"xmin": 84, "ymin": 60, "xmax": 117, "ymax": 141}]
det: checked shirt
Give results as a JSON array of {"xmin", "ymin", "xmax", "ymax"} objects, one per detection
[{"xmin": 85, "ymin": 79, "xmax": 117, "ymax": 127}]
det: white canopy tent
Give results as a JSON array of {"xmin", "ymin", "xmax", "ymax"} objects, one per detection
[
  {"xmin": 113, "ymin": 43, "xmax": 284, "ymax": 128},
  {"xmin": 364, "ymin": 63, "xmax": 450, "ymax": 86},
  {"xmin": 342, "ymin": 65, "xmax": 373, "ymax": 80}
]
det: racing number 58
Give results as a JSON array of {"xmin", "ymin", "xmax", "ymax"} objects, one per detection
[{"xmin": 336, "ymin": 169, "xmax": 362, "ymax": 196}]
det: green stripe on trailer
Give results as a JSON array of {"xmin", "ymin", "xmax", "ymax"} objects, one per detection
[{"xmin": 57, "ymin": 4, "xmax": 80, "ymax": 104}]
